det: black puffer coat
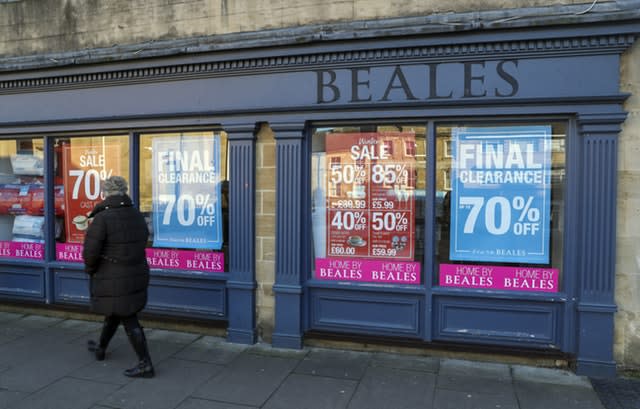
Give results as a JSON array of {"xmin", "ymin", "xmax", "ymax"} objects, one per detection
[{"xmin": 83, "ymin": 194, "xmax": 150, "ymax": 317}]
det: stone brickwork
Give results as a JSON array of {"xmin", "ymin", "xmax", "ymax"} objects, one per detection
[
  {"xmin": 0, "ymin": 0, "xmax": 587, "ymax": 58},
  {"xmin": 615, "ymin": 40, "xmax": 640, "ymax": 368},
  {"xmin": 255, "ymin": 123, "xmax": 276, "ymax": 342}
]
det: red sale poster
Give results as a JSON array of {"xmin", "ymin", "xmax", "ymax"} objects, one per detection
[
  {"xmin": 325, "ymin": 132, "xmax": 416, "ymax": 260},
  {"xmin": 62, "ymin": 142, "xmax": 125, "ymax": 243}
]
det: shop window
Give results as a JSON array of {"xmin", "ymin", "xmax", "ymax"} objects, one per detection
[
  {"xmin": 54, "ymin": 135, "xmax": 130, "ymax": 262},
  {"xmin": 139, "ymin": 131, "xmax": 229, "ymax": 273},
  {"xmin": 311, "ymin": 125, "xmax": 427, "ymax": 285},
  {"xmin": 435, "ymin": 123, "xmax": 566, "ymax": 293},
  {"xmin": 0, "ymin": 137, "xmax": 46, "ymax": 260}
]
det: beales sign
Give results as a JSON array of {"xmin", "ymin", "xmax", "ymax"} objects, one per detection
[{"xmin": 315, "ymin": 60, "xmax": 520, "ymax": 104}]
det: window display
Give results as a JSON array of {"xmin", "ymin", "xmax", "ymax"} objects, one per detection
[
  {"xmin": 54, "ymin": 135, "xmax": 130, "ymax": 261},
  {"xmin": 0, "ymin": 138, "xmax": 48, "ymax": 259},
  {"xmin": 436, "ymin": 123, "xmax": 566, "ymax": 292},
  {"xmin": 139, "ymin": 131, "xmax": 228, "ymax": 273},
  {"xmin": 311, "ymin": 125, "xmax": 426, "ymax": 285}
]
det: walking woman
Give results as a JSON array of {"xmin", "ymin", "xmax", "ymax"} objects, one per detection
[{"xmin": 83, "ymin": 176, "xmax": 155, "ymax": 378}]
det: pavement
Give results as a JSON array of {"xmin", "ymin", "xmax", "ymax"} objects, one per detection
[{"xmin": 0, "ymin": 311, "xmax": 632, "ymax": 409}]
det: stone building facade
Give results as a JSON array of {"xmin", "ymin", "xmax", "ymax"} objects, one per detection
[{"xmin": 1, "ymin": 0, "xmax": 639, "ymax": 374}]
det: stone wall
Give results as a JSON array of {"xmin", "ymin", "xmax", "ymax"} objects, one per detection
[
  {"xmin": 615, "ymin": 39, "xmax": 640, "ymax": 368},
  {"xmin": 255, "ymin": 123, "xmax": 276, "ymax": 342},
  {"xmin": 0, "ymin": 0, "xmax": 588, "ymax": 58}
]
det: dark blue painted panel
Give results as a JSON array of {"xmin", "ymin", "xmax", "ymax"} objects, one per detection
[
  {"xmin": 0, "ymin": 46, "xmax": 629, "ymax": 125},
  {"xmin": 273, "ymin": 123, "xmax": 306, "ymax": 348},
  {"xmin": 52, "ymin": 268, "xmax": 227, "ymax": 319},
  {"xmin": 225, "ymin": 125, "xmax": 257, "ymax": 344},
  {"xmin": 54, "ymin": 270, "xmax": 90, "ymax": 305},
  {"xmin": 310, "ymin": 289, "xmax": 422, "ymax": 337},
  {"xmin": 433, "ymin": 296, "xmax": 561, "ymax": 348},
  {"xmin": 146, "ymin": 274, "xmax": 227, "ymax": 318},
  {"xmin": 0, "ymin": 265, "xmax": 45, "ymax": 300}
]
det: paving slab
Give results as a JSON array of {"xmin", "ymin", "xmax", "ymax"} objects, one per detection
[
  {"xmin": 294, "ymin": 349, "xmax": 371, "ymax": 380},
  {"xmin": 245, "ymin": 343, "xmax": 309, "ymax": 359},
  {"xmin": 99, "ymin": 358, "xmax": 223, "ymax": 409},
  {"xmin": 591, "ymin": 377, "xmax": 640, "ymax": 409},
  {"xmin": 0, "ymin": 341, "xmax": 96, "ymax": 392},
  {"xmin": 7, "ymin": 377, "xmax": 121, "ymax": 409},
  {"xmin": 263, "ymin": 373, "xmax": 357, "ymax": 409},
  {"xmin": 436, "ymin": 372, "xmax": 515, "ymax": 395},
  {"xmin": 71, "ymin": 342, "xmax": 139, "ymax": 386},
  {"xmin": 174, "ymin": 336, "xmax": 248, "ymax": 365},
  {"xmin": 0, "ymin": 312, "xmax": 24, "ymax": 323},
  {"xmin": 346, "ymin": 365, "xmax": 436, "ymax": 409},
  {"xmin": 0, "ymin": 388, "xmax": 29, "ymax": 409},
  {"xmin": 13, "ymin": 315, "xmax": 63, "ymax": 329},
  {"xmin": 192, "ymin": 352, "xmax": 300, "ymax": 407},
  {"xmin": 433, "ymin": 388, "xmax": 520, "ymax": 409},
  {"xmin": 513, "ymin": 364, "xmax": 592, "ymax": 387},
  {"xmin": 145, "ymin": 329, "xmax": 202, "ymax": 345},
  {"xmin": 54, "ymin": 318, "xmax": 102, "ymax": 332},
  {"xmin": 370, "ymin": 352, "xmax": 440, "ymax": 373},
  {"xmin": 515, "ymin": 381, "xmax": 606, "ymax": 409},
  {"xmin": 175, "ymin": 398, "xmax": 258, "ymax": 409},
  {"xmin": 439, "ymin": 358, "xmax": 512, "ymax": 381}
]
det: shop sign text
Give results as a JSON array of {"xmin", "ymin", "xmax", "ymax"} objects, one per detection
[{"xmin": 316, "ymin": 60, "xmax": 519, "ymax": 104}]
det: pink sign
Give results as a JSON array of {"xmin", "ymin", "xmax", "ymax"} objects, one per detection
[
  {"xmin": 55, "ymin": 244, "xmax": 224, "ymax": 273},
  {"xmin": 439, "ymin": 263, "xmax": 558, "ymax": 292},
  {"xmin": 0, "ymin": 240, "xmax": 44, "ymax": 260},
  {"xmin": 145, "ymin": 248, "xmax": 224, "ymax": 272},
  {"xmin": 56, "ymin": 243, "xmax": 84, "ymax": 262},
  {"xmin": 315, "ymin": 258, "xmax": 420, "ymax": 284}
]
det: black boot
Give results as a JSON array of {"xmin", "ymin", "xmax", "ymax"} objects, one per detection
[
  {"xmin": 88, "ymin": 316, "xmax": 119, "ymax": 361},
  {"xmin": 124, "ymin": 327, "xmax": 155, "ymax": 378}
]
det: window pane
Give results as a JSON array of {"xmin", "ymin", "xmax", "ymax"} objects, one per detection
[
  {"xmin": 436, "ymin": 123, "xmax": 566, "ymax": 292},
  {"xmin": 54, "ymin": 135, "xmax": 130, "ymax": 262},
  {"xmin": 0, "ymin": 137, "xmax": 45, "ymax": 259},
  {"xmin": 312, "ymin": 125, "xmax": 426, "ymax": 285},
  {"xmin": 139, "ymin": 131, "xmax": 228, "ymax": 273}
]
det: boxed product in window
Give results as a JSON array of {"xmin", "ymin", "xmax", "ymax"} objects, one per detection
[
  {"xmin": 10, "ymin": 154, "xmax": 44, "ymax": 176},
  {"xmin": 12, "ymin": 215, "xmax": 45, "ymax": 239}
]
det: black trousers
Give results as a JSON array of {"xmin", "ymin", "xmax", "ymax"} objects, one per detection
[
  {"xmin": 104, "ymin": 314, "xmax": 142, "ymax": 333},
  {"xmin": 99, "ymin": 314, "xmax": 142, "ymax": 348}
]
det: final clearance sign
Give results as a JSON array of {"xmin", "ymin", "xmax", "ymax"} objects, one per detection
[{"xmin": 449, "ymin": 125, "xmax": 552, "ymax": 264}]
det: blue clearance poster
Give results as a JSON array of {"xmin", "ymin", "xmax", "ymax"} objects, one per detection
[
  {"xmin": 450, "ymin": 126, "xmax": 552, "ymax": 263},
  {"xmin": 151, "ymin": 135, "xmax": 223, "ymax": 250}
]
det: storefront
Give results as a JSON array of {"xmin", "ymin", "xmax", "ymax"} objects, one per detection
[
  {"xmin": 0, "ymin": 17, "xmax": 637, "ymax": 376},
  {"xmin": 0, "ymin": 127, "xmax": 258, "ymax": 344}
]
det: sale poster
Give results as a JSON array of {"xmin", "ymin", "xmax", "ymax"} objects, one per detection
[
  {"xmin": 151, "ymin": 135, "xmax": 223, "ymax": 250},
  {"xmin": 450, "ymin": 126, "xmax": 552, "ymax": 263},
  {"xmin": 325, "ymin": 132, "xmax": 416, "ymax": 260},
  {"xmin": 62, "ymin": 142, "xmax": 125, "ymax": 243}
]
